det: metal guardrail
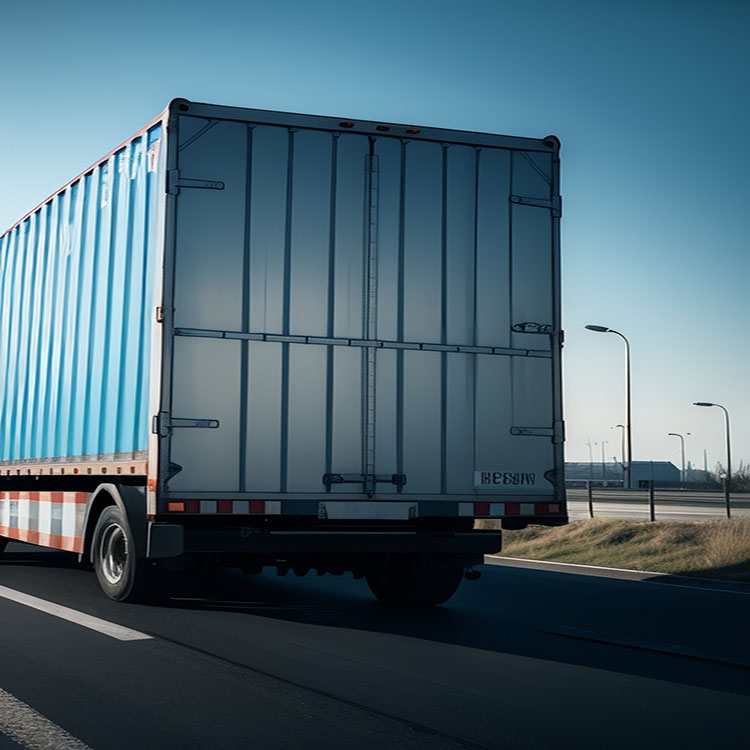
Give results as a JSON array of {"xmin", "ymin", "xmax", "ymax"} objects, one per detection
[{"xmin": 567, "ymin": 482, "xmax": 745, "ymax": 519}]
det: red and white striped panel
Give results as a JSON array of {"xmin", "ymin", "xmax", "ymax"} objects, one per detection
[
  {"xmin": 459, "ymin": 502, "xmax": 561, "ymax": 517},
  {"xmin": 0, "ymin": 491, "xmax": 88, "ymax": 553},
  {"xmin": 166, "ymin": 500, "xmax": 282, "ymax": 515}
]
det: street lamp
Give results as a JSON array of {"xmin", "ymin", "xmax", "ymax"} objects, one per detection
[
  {"xmin": 667, "ymin": 432, "xmax": 690, "ymax": 487},
  {"xmin": 612, "ymin": 424, "xmax": 625, "ymax": 473},
  {"xmin": 693, "ymin": 402, "xmax": 731, "ymax": 518},
  {"xmin": 586, "ymin": 325, "xmax": 632, "ymax": 489},
  {"xmin": 600, "ymin": 441, "xmax": 608, "ymax": 479}
]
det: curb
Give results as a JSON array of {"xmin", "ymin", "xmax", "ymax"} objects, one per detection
[{"xmin": 485, "ymin": 555, "xmax": 750, "ymax": 595}]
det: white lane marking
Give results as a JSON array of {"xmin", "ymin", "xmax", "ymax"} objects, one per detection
[
  {"xmin": 0, "ymin": 687, "xmax": 93, "ymax": 750},
  {"xmin": 0, "ymin": 585, "xmax": 152, "ymax": 642}
]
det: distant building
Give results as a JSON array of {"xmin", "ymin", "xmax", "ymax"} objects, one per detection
[
  {"xmin": 565, "ymin": 461, "xmax": 623, "ymax": 483},
  {"xmin": 684, "ymin": 468, "xmax": 710, "ymax": 483},
  {"xmin": 629, "ymin": 461, "xmax": 680, "ymax": 487},
  {"xmin": 565, "ymin": 461, "xmax": 680, "ymax": 487}
]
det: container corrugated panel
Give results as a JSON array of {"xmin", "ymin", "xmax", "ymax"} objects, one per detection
[
  {"xmin": 164, "ymin": 102, "xmax": 562, "ymax": 502},
  {"xmin": 0, "ymin": 123, "xmax": 166, "ymax": 465}
]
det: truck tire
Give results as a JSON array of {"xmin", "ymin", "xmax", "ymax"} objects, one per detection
[
  {"xmin": 366, "ymin": 559, "xmax": 463, "ymax": 606},
  {"xmin": 92, "ymin": 506, "xmax": 163, "ymax": 602}
]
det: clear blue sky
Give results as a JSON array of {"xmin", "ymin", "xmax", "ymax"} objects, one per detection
[{"xmin": 1, "ymin": 0, "xmax": 748, "ymax": 470}]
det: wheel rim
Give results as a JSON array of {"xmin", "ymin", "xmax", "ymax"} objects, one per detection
[{"xmin": 99, "ymin": 523, "xmax": 128, "ymax": 585}]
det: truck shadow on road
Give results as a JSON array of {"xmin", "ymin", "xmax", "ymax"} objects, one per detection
[
  {"xmin": 0, "ymin": 547, "xmax": 91, "ymax": 570},
  {"xmin": 160, "ymin": 564, "xmax": 750, "ymax": 699},
  {"xmin": 4, "ymin": 544, "xmax": 748, "ymax": 699}
]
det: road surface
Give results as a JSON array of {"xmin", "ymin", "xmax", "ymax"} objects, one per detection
[{"xmin": 0, "ymin": 541, "xmax": 748, "ymax": 749}]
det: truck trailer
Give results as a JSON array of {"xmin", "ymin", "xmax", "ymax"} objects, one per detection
[{"xmin": 0, "ymin": 98, "xmax": 566, "ymax": 604}]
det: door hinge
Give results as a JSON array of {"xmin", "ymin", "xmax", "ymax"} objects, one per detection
[
  {"xmin": 511, "ymin": 427, "xmax": 554, "ymax": 437},
  {"xmin": 167, "ymin": 169, "xmax": 225, "ymax": 195},
  {"xmin": 510, "ymin": 194, "xmax": 562, "ymax": 218},
  {"xmin": 152, "ymin": 412, "xmax": 220, "ymax": 437},
  {"xmin": 553, "ymin": 420, "xmax": 565, "ymax": 444},
  {"xmin": 511, "ymin": 322, "xmax": 553, "ymax": 334}
]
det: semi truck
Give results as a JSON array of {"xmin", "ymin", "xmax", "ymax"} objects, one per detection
[{"xmin": 0, "ymin": 99, "xmax": 566, "ymax": 605}]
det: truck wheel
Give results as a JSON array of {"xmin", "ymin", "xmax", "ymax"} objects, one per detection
[
  {"xmin": 366, "ymin": 560, "xmax": 463, "ymax": 606},
  {"xmin": 92, "ymin": 506, "xmax": 162, "ymax": 602}
]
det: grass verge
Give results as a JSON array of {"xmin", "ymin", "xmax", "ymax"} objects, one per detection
[{"xmin": 480, "ymin": 518, "xmax": 750, "ymax": 582}]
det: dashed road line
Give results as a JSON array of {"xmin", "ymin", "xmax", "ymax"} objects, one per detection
[
  {"xmin": 0, "ymin": 585, "xmax": 152, "ymax": 641},
  {"xmin": 0, "ymin": 688, "xmax": 93, "ymax": 750}
]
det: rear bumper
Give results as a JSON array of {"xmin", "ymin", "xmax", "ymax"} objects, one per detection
[
  {"xmin": 158, "ymin": 497, "xmax": 566, "ymax": 521},
  {"xmin": 147, "ymin": 523, "xmax": 502, "ymax": 559}
]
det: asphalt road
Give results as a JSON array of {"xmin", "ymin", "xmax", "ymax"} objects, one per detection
[
  {"xmin": 1, "ymin": 541, "xmax": 748, "ymax": 750},
  {"xmin": 567, "ymin": 489, "xmax": 750, "ymax": 521}
]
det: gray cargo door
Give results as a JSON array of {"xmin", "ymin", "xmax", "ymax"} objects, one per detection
[
  {"xmin": 165, "ymin": 118, "xmax": 372, "ymax": 494},
  {"xmin": 369, "ymin": 140, "xmax": 559, "ymax": 498},
  {"xmin": 164, "ymin": 114, "xmax": 559, "ymax": 500}
]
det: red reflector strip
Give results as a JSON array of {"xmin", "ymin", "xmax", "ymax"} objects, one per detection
[
  {"xmin": 164, "ymin": 500, "xmax": 280, "ymax": 514},
  {"xmin": 505, "ymin": 502, "xmax": 520, "ymax": 516},
  {"xmin": 535, "ymin": 503, "xmax": 548, "ymax": 515},
  {"xmin": 474, "ymin": 502, "xmax": 490, "ymax": 516}
]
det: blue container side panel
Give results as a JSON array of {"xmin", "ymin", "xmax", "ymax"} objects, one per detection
[{"xmin": 0, "ymin": 123, "xmax": 165, "ymax": 463}]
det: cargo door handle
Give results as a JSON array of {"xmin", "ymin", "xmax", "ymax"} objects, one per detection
[
  {"xmin": 152, "ymin": 412, "xmax": 220, "ymax": 436},
  {"xmin": 167, "ymin": 169, "xmax": 225, "ymax": 195}
]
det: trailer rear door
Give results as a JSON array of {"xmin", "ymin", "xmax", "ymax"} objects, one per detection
[{"xmin": 160, "ymin": 104, "xmax": 562, "ymax": 508}]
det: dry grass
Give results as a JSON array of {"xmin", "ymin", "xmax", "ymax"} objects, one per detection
[{"xmin": 486, "ymin": 518, "xmax": 750, "ymax": 581}]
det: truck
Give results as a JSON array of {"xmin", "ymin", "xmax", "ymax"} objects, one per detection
[{"xmin": 0, "ymin": 99, "xmax": 566, "ymax": 605}]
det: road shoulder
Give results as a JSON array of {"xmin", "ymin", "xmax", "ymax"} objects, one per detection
[{"xmin": 485, "ymin": 555, "xmax": 750, "ymax": 595}]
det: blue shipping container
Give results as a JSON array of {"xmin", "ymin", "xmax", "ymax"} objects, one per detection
[{"xmin": 0, "ymin": 122, "xmax": 166, "ymax": 465}]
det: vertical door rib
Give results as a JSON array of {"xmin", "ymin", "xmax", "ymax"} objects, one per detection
[
  {"xmin": 324, "ymin": 134, "xmax": 339, "ymax": 492},
  {"xmin": 239, "ymin": 125, "xmax": 254, "ymax": 492},
  {"xmin": 279, "ymin": 129, "xmax": 295, "ymax": 494},
  {"xmin": 395, "ymin": 142, "xmax": 406, "ymax": 492},
  {"xmin": 362, "ymin": 151, "xmax": 379, "ymax": 496},
  {"xmin": 440, "ymin": 145, "xmax": 448, "ymax": 495}
]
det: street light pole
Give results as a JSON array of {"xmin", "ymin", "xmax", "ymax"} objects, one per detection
[
  {"xmin": 586, "ymin": 325, "xmax": 632, "ymax": 489},
  {"xmin": 612, "ymin": 424, "xmax": 625, "ymax": 474},
  {"xmin": 667, "ymin": 432, "xmax": 686, "ymax": 487},
  {"xmin": 693, "ymin": 402, "xmax": 732, "ymax": 518},
  {"xmin": 585, "ymin": 439, "xmax": 596, "ymax": 479}
]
